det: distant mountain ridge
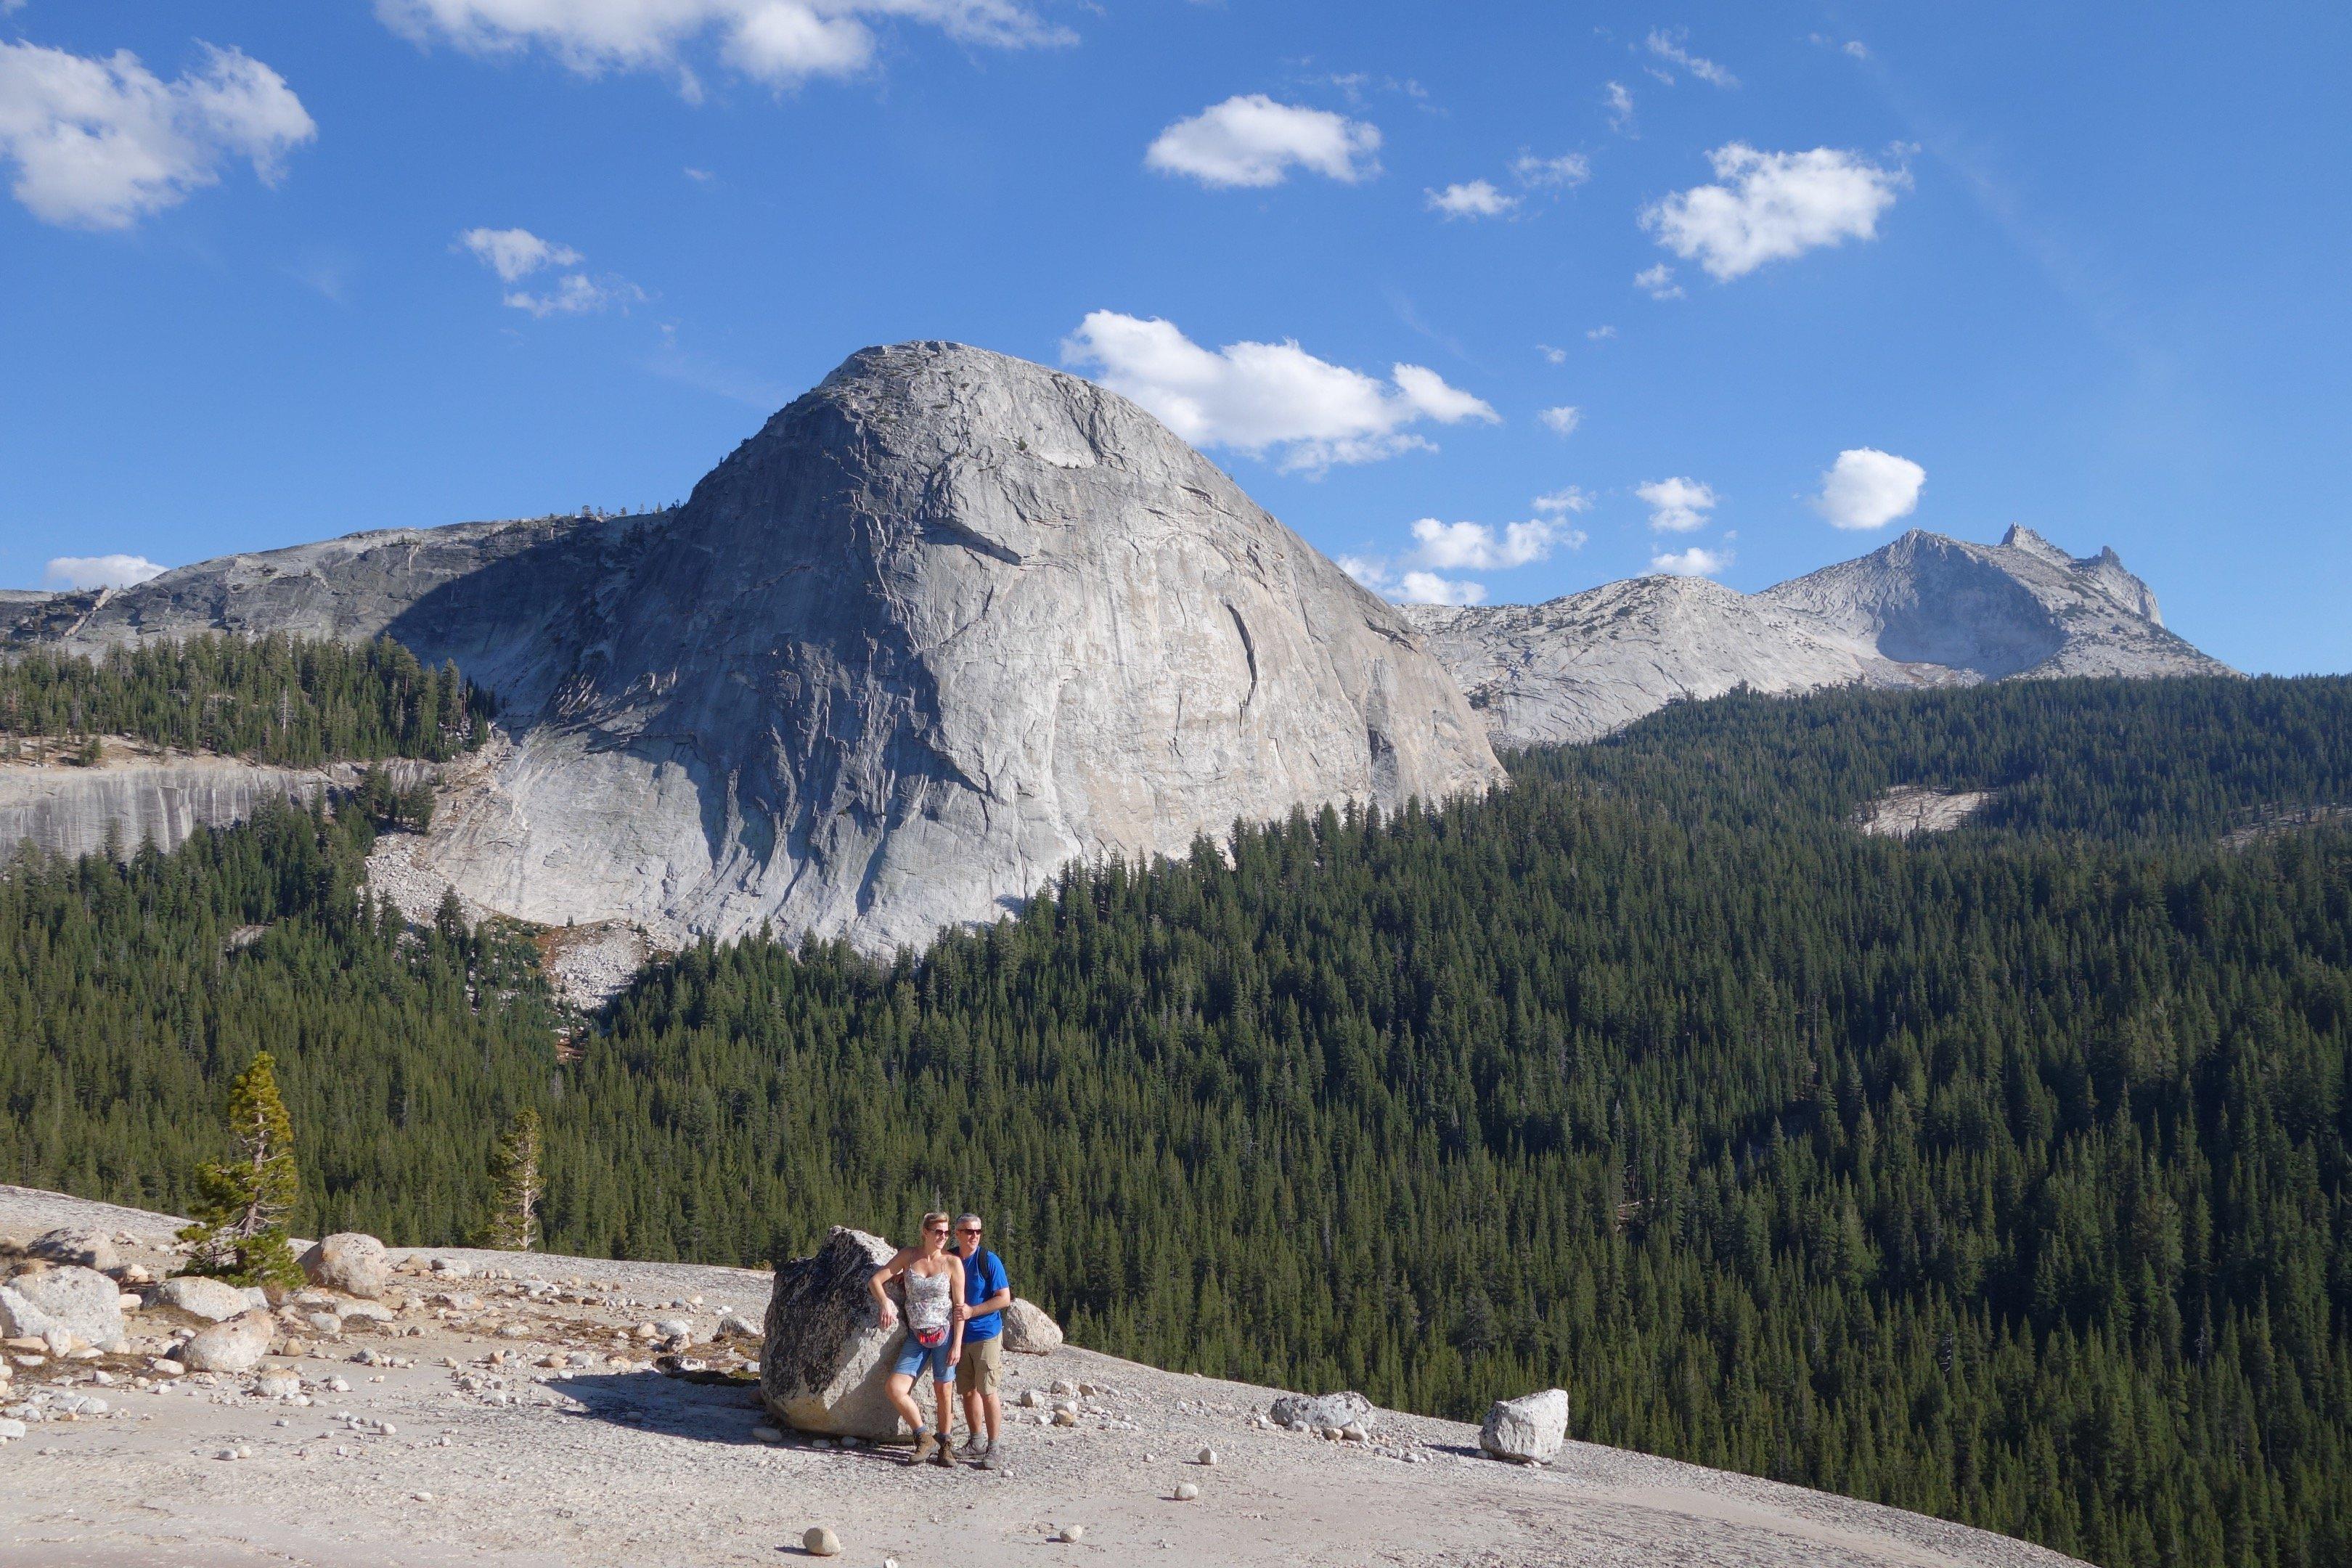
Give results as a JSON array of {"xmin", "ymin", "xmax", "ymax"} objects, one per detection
[{"xmin": 1402, "ymin": 526, "xmax": 2231, "ymax": 748}]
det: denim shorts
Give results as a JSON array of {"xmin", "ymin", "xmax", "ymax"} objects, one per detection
[{"xmin": 891, "ymin": 1332, "xmax": 955, "ymax": 1384}]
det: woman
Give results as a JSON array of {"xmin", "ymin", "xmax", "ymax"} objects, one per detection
[{"xmin": 869, "ymin": 1211, "xmax": 967, "ymax": 1466}]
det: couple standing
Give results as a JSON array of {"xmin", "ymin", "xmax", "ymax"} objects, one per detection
[{"xmin": 868, "ymin": 1210, "xmax": 1013, "ymax": 1469}]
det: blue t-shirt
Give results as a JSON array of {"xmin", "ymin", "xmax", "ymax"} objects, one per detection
[{"xmin": 960, "ymin": 1249, "xmax": 1010, "ymax": 1341}]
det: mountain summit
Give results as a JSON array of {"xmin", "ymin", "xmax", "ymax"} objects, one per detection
[
  {"xmin": 20, "ymin": 342, "xmax": 1500, "ymax": 951},
  {"xmin": 1402, "ymin": 526, "xmax": 2230, "ymax": 748}
]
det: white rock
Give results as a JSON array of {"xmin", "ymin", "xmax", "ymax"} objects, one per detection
[
  {"xmin": 1057, "ymin": 1526, "xmax": 1085, "ymax": 1544},
  {"xmin": 181, "ymin": 1312, "xmax": 274, "ymax": 1374},
  {"xmin": 300, "ymin": 1235, "xmax": 389, "ymax": 1299},
  {"xmin": 1479, "ymin": 1388, "xmax": 1569, "ymax": 1466},
  {"xmin": 154, "ymin": 1276, "xmax": 254, "ymax": 1323},
  {"xmin": 0, "ymin": 1266, "xmax": 124, "ymax": 1350},
  {"xmin": 0, "ymin": 1418, "xmax": 25, "ymax": 1439},
  {"xmin": 1196, "ymin": 1447, "xmax": 1218, "ymax": 1466},
  {"xmin": 801, "ymin": 1526, "xmax": 841, "ymax": 1557},
  {"xmin": 1174, "ymin": 1482, "xmax": 1199, "ymax": 1501},
  {"xmin": 1001, "ymin": 1298, "xmax": 1063, "ymax": 1355},
  {"xmin": 27, "ymin": 1228, "xmax": 118, "ymax": 1272}
]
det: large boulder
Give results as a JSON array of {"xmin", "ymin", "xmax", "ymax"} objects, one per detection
[
  {"xmin": 760, "ymin": 1227, "xmax": 909, "ymax": 1441},
  {"xmin": 1000, "ymin": 1297, "xmax": 1063, "ymax": 1355},
  {"xmin": 0, "ymin": 1265, "xmax": 124, "ymax": 1349},
  {"xmin": 300, "ymin": 1233, "xmax": 389, "ymax": 1299},
  {"xmin": 181, "ymin": 1310, "xmax": 276, "ymax": 1373},
  {"xmin": 1479, "ymin": 1388, "xmax": 1569, "ymax": 1465},
  {"xmin": 155, "ymin": 1275, "xmax": 256, "ymax": 1323},
  {"xmin": 28, "ymin": 1228, "xmax": 118, "ymax": 1273},
  {"xmin": 1269, "ymin": 1390, "xmax": 1376, "ymax": 1433}
]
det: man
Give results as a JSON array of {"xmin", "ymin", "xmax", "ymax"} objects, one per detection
[{"xmin": 950, "ymin": 1212, "xmax": 1013, "ymax": 1467}]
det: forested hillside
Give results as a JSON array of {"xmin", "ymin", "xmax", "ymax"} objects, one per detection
[
  {"xmin": 4, "ymin": 674, "xmax": 2348, "ymax": 1568},
  {"xmin": 0, "ymin": 633, "xmax": 490, "ymax": 764}
]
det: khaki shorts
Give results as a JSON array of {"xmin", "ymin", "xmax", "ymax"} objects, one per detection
[{"xmin": 955, "ymin": 1334, "xmax": 1002, "ymax": 1395}]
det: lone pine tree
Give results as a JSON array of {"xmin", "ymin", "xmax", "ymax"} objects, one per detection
[
  {"xmin": 482, "ymin": 1108, "xmax": 544, "ymax": 1252},
  {"xmin": 176, "ymin": 1051, "xmax": 303, "ymax": 1289}
]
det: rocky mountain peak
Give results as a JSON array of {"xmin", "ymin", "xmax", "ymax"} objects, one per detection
[
  {"xmin": 7, "ymin": 341, "xmax": 1500, "ymax": 954},
  {"xmin": 1408, "ymin": 527, "xmax": 2229, "ymax": 751}
]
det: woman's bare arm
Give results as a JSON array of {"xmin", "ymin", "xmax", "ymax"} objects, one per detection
[{"xmin": 869, "ymin": 1247, "xmax": 912, "ymax": 1326}]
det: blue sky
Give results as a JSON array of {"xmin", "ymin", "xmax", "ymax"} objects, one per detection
[{"xmin": 2, "ymin": 1, "xmax": 2345, "ymax": 674}]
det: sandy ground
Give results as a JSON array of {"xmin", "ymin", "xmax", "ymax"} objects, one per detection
[{"xmin": 1, "ymin": 1185, "xmax": 2083, "ymax": 1568}]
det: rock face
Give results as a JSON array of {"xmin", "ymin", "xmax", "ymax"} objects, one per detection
[
  {"xmin": 1000, "ymin": 1297, "xmax": 1063, "ymax": 1355},
  {"xmin": 760, "ymin": 1227, "xmax": 907, "ymax": 1440},
  {"xmin": 0, "ymin": 753, "xmax": 354, "ymax": 862},
  {"xmin": 1404, "ymin": 526, "xmax": 2231, "ymax": 749},
  {"xmin": 1480, "ymin": 1387, "xmax": 1569, "ymax": 1464},
  {"xmin": 300, "ymin": 1233, "xmax": 390, "ymax": 1299},
  {"xmin": 154, "ymin": 1275, "xmax": 256, "ymax": 1323},
  {"xmin": 180, "ymin": 1310, "xmax": 275, "ymax": 1373},
  {"xmin": 15, "ymin": 342, "xmax": 1500, "ymax": 956},
  {"xmin": 0, "ymin": 1265, "xmax": 126, "ymax": 1348}
]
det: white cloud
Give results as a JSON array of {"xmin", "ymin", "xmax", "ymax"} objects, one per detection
[
  {"xmin": 1537, "ymin": 343, "xmax": 1567, "ymax": 364},
  {"xmin": 1511, "ymin": 152, "xmax": 1588, "ymax": 188},
  {"xmin": 459, "ymin": 226, "xmax": 580, "ymax": 282},
  {"xmin": 1340, "ymin": 557, "xmax": 1487, "ymax": 606},
  {"xmin": 1585, "ymin": 324, "xmax": 1617, "ymax": 340},
  {"xmin": 682, "ymin": 165, "xmax": 714, "ymax": 182},
  {"xmin": 1645, "ymin": 28, "xmax": 1737, "ymax": 87},
  {"xmin": 1650, "ymin": 545, "xmax": 1731, "ymax": 576},
  {"xmin": 1635, "ymin": 262, "xmax": 1683, "ymax": 300},
  {"xmin": 0, "ymin": 40, "xmax": 314, "ymax": 230},
  {"xmin": 1409, "ymin": 517, "xmax": 1575, "ymax": 571},
  {"xmin": 1814, "ymin": 447, "xmax": 1925, "ymax": 530},
  {"xmin": 1603, "ymin": 80, "xmax": 1634, "ymax": 132},
  {"xmin": 1637, "ymin": 476, "xmax": 1718, "ymax": 533},
  {"xmin": 1426, "ymin": 178, "xmax": 1516, "ymax": 219},
  {"xmin": 44, "ymin": 553, "xmax": 166, "ymax": 589},
  {"xmin": 1643, "ymin": 143, "xmax": 1908, "ymax": 280},
  {"xmin": 1532, "ymin": 486, "xmax": 1592, "ymax": 515},
  {"xmin": 1538, "ymin": 404, "xmax": 1580, "ymax": 437},
  {"xmin": 373, "ymin": 0, "xmax": 1070, "ymax": 90},
  {"xmin": 459, "ymin": 226, "xmax": 640, "ymax": 316},
  {"xmin": 1063, "ymin": 311, "xmax": 1495, "ymax": 473},
  {"xmin": 1146, "ymin": 94, "xmax": 1379, "ymax": 189}
]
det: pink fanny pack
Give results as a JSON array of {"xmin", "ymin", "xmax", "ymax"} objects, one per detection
[{"xmin": 913, "ymin": 1326, "xmax": 947, "ymax": 1348}]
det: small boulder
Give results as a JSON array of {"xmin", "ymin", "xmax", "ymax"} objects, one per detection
[
  {"xmin": 1001, "ymin": 1297, "xmax": 1063, "ymax": 1355},
  {"xmin": 28, "ymin": 1228, "xmax": 118, "ymax": 1273},
  {"xmin": 299, "ymin": 1234, "xmax": 389, "ymax": 1299},
  {"xmin": 1268, "ymin": 1391, "xmax": 1375, "ymax": 1434},
  {"xmin": 0, "ymin": 1265, "xmax": 124, "ymax": 1350},
  {"xmin": 1479, "ymin": 1388, "xmax": 1569, "ymax": 1466},
  {"xmin": 759, "ymin": 1228, "xmax": 907, "ymax": 1442},
  {"xmin": 155, "ymin": 1275, "xmax": 255, "ymax": 1323},
  {"xmin": 181, "ymin": 1311, "xmax": 275, "ymax": 1373},
  {"xmin": 801, "ymin": 1526, "xmax": 841, "ymax": 1557}
]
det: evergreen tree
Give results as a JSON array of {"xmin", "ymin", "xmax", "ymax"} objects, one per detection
[
  {"xmin": 176, "ymin": 1052, "xmax": 303, "ymax": 1289},
  {"xmin": 481, "ymin": 1108, "xmax": 544, "ymax": 1251}
]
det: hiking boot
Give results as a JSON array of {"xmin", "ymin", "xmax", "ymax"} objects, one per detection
[
  {"xmin": 931, "ymin": 1440, "xmax": 959, "ymax": 1469},
  {"xmin": 976, "ymin": 1445, "xmax": 1002, "ymax": 1472},
  {"xmin": 909, "ymin": 1429, "xmax": 939, "ymax": 1466},
  {"xmin": 957, "ymin": 1434, "xmax": 989, "ymax": 1459}
]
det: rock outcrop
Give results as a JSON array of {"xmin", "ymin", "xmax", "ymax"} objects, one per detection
[
  {"xmin": 180, "ymin": 1310, "xmax": 275, "ymax": 1373},
  {"xmin": 1001, "ymin": 1297, "xmax": 1063, "ymax": 1354},
  {"xmin": 0, "ymin": 1265, "xmax": 125, "ymax": 1349},
  {"xmin": 1480, "ymin": 1388, "xmax": 1569, "ymax": 1464},
  {"xmin": 1404, "ymin": 526, "xmax": 2231, "ymax": 749},
  {"xmin": 760, "ymin": 1227, "xmax": 907, "ymax": 1440},
  {"xmin": 25, "ymin": 1227, "xmax": 118, "ymax": 1272},
  {"xmin": 0, "ymin": 751, "xmax": 354, "ymax": 862},
  {"xmin": 12, "ymin": 342, "xmax": 1500, "ymax": 955},
  {"xmin": 1269, "ymin": 1390, "xmax": 1376, "ymax": 1434},
  {"xmin": 301, "ymin": 1233, "xmax": 390, "ymax": 1299},
  {"xmin": 154, "ymin": 1275, "xmax": 256, "ymax": 1323}
]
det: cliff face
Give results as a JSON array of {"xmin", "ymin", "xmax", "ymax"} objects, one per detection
[
  {"xmin": 0, "ymin": 752, "xmax": 345, "ymax": 861},
  {"xmin": 1405, "ymin": 526, "xmax": 2230, "ymax": 750},
  {"xmin": 10, "ymin": 342, "xmax": 1500, "ymax": 952}
]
